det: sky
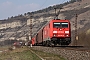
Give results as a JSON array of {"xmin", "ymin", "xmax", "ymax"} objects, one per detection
[{"xmin": 0, "ymin": 0, "xmax": 70, "ymax": 20}]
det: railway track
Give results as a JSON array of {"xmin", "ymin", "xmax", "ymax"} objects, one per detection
[
  {"xmin": 51, "ymin": 45, "xmax": 90, "ymax": 51},
  {"xmin": 32, "ymin": 45, "xmax": 90, "ymax": 51},
  {"xmin": 29, "ymin": 49, "xmax": 45, "ymax": 60},
  {"xmin": 31, "ymin": 46, "xmax": 90, "ymax": 60}
]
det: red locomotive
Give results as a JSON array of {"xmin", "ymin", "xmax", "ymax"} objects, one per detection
[{"xmin": 31, "ymin": 19, "xmax": 71, "ymax": 46}]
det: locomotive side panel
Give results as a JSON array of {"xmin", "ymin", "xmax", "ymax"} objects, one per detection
[
  {"xmin": 50, "ymin": 20, "xmax": 54, "ymax": 38},
  {"xmin": 68, "ymin": 20, "xmax": 71, "ymax": 38}
]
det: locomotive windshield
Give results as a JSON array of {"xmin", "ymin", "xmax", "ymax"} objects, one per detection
[{"xmin": 53, "ymin": 22, "xmax": 68, "ymax": 28}]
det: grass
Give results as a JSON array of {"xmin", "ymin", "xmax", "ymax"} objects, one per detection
[
  {"xmin": 0, "ymin": 50, "xmax": 41, "ymax": 60},
  {"xmin": 31, "ymin": 49, "xmax": 66, "ymax": 60},
  {"xmin": 0, "ymin": 46, "xmax": 41, "ymax": 60},
  {"xmin": 0, "ymin": 46, "xmax": 10, "ymax": 51},
  {"xmin": 0, "ymin": 46, "xmax": 66, "ymax": 60}
]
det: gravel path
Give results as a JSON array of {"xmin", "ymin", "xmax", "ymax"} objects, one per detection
[{"xmin": 31, "ymin": 46, "xmax": 90, "ymax": 60}]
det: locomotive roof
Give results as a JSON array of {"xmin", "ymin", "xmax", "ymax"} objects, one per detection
[{"xmin": 51, "ymin": 19, "xmax": 70, "ymax": 22}]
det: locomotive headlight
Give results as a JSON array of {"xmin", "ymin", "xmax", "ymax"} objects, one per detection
[
  {"xmin": 53, "ymin": 31, "xmax": 57, "ymax": 33},
  {"xmin": 66, "ymin": 35, "xmax": 69, "ymax": 36},
  {"xmin": 65, "ymin": 31, "xmax": 69, "ymax": 33},
  {"xmin": 54, "ymin": 34, "xmax": 56, "ymax": 36}
]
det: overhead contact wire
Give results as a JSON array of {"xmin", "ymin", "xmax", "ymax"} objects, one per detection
[{"xmin": 39, "ymin": 0, "xmax": 47, "ymax": 9}]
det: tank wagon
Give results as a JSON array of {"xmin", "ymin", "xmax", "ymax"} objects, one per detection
[{"xmin": 31, "ymin": 19, "xmax": 71, "ymax": 46}]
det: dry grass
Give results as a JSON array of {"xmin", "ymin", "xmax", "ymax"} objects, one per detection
[
  {"xmin": 31, "ymin": 49, "xmax": 66, "ymax": 60},
  {"xmin": 0, "ymin": 46, "xmax": 65, "ymax": 60},
  {"xmin": 78, "ymin": 31, "xmax": 90, "ymax": 46},
  {"xmin": 0, "ymin": 46, "xmax": 41, "ymax": 60}
]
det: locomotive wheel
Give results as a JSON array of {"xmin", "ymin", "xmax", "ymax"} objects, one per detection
[
  {"xmin": 44, "ymin": 40, "xmax": 53, "ymax": 47},
  {"xmin": 42, "ymin": 41, "xmax": 46, "ymax": 46},
  {"xmin": 61, "ymin": 42, "xmax": 70, "ymax": 46},
  {"xmin": 44, "ymin": 41, "xmax": 49, "ymax": 46},
  {"xmin": 47, "ymin": 41, "xmax": 55, "ymax": 47}
]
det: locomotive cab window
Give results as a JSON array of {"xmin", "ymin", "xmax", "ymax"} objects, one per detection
[
  {"xmin": 53, "ymin": 22, "xmax": 68, "ymax": 28},
  {"xmin": 53, "ymin": 23, "xmax": 61, "ymax": 28},
  {"xmin": 61, "ymin": 23, "xmax": 68, "ymax": 28}
]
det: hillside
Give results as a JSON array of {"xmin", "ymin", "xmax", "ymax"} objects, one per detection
[{"xmin": 0, "ymin": 0, "xmax": 90, "ymax": 46}]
